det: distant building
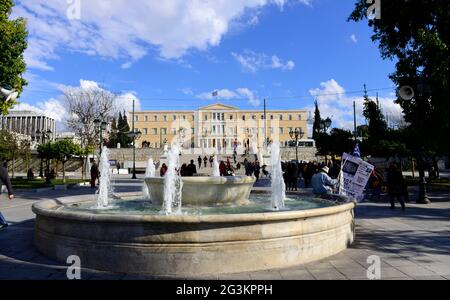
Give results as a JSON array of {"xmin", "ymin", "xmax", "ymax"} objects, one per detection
[
  {"xmin": 132, "ymin": 103, "xmax": 309, "ymax": 150},
  {"xmin": 0, "ymin": 110, "xmax": 56, "ymax": 140}
]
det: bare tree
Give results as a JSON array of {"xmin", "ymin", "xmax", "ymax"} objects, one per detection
[{"xmin": 64, "ymin": 87, "xmax": 116, "ymax": 148}]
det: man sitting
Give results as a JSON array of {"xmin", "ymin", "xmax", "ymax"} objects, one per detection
[{"xmin": 311, "ymin": 166, "xmax": 337, "ymax": 195}]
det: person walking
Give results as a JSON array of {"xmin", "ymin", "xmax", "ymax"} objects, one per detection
[
  {"xmin": 0, "ymin": 165, "xmax": 14, "ymax": 201},
  {"xmin": 386, "ymin": 163, "xmax": 406, "ymax": 211},
  {"xmin": 203, "ymin": 156, "xmax": 208, "ymax": 168},
  {"xmin": 254, "ymin": 162, "xmax": 261, "ymax": 182},
  {"xmin": 197, "ymin": 156, "xmax": 202, "ymax": 169},
  {"xmin": 90, "ymin": 161, "xmax": 99, "ymax": 188},
  {"xmin": 1, "ymin": 165, "xmax": 14, "ymax": 229}
]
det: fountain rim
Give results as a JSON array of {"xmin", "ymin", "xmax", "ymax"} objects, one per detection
[
  {"xmin": 145, "ymin": 175, "xmax": 256, "ymax": 184},
  {"xmin": 32, "ymin": 194, "xmax": 355, "ymax": 224}
]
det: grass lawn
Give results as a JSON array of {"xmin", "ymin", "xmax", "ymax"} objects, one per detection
[{"xmin": 11, "ymin": 178, "xmax": 89, "ymax": 189}]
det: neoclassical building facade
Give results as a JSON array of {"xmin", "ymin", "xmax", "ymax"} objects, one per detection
[{"xmin": 133, "ymin": 103, "xmax": 309, "ymax": 150}]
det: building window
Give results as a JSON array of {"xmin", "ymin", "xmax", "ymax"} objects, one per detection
[
  {"xmin": 221, "ymin": 113, "xmax": 225, "ymax": 121},
  {"xmin": 163, "ymin": 116, "xmax": 167, "ymax": 122},
  {"xmin": 173, "ymin": 115, "xmax": 177, "ymax": 121},
  {"xmin": 135, "ymin": 116, "xmax": 139, "ymax": 122},
  {"xmin": 229, "ymin": 114, "xmax": 233, "ymax": 120},
  {"xmin": 161, "ymin": 128, "xmax": 167, "ymax": 135},
  {"xmin": 261, "ymin": 115, "xmax": 264, "ymax": 120},
  {"xmin": 191, "ymin": 127, "xmax": 195, "ymax": 134},
  {"xmin": 204, "ymin": 115, "xmax": 208, "ymax": 121},
  {"xmin": 192, "ymin": 115, "xmax": 195, "ymax": 121},
  {"xmin": 242, "ymin": 115, "xmax": 246, "ymax": 121},
  {"xmin": 213, "ymin": 113, "xmax": 216, "ymax": 120},
  {"xmin": 144, "ymin": 116, "xmax": 148, "ymax": 122},
  {"xmin": 279, "ymin": 127, "xmax": 284, "ymax": 134},
  {"xmin": 152, "ymin": 128, "xmax": 157, "ymax": 135},
  {"xmin": 153, "ymin": 116, "xmax": 157, "ymax": 121},
  {"xmin": 298, "ymin": 114, "xmax": 302, "ymax": 120},
  {"xmin": 279, "ymin": 114, "xmax": 283, "ymax": 121},
  {"xmin": 212, "ymin": 126, "xmax": 216, "ymax": 133},
  {"xmin": 289, "ymin": 115, "xmax": 292, "ymax": 121},
  {"xmin": 270, "ymin": 127, "xmax": 274, "ymax": 134},
  {"xmin": 252, "ymin": 115, "xmax": 256, "ymax": 120},
  {"xmin": 270, "ymin": 115, "xmax": 274, "ymax": 120},
  {"xmin": 143, "ymin": 128, "xmax": 148, "ymax": 135},
  {"xmin": 183, "ymin": 115, "xmax": 186, "ymax": 121},
  {"xmin": 172, "ymin": 128, "xmax": 177, "ymax": 135}
]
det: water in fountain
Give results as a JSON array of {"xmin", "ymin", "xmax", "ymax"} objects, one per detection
[
  {"xmin": 143, "ymin": 158, "xmax": 156, "ymax": 200},
  {"xmin": 96, "ymin": 146, "xmax": 113, "ymax": 208},
  {"xmin": 269, "ymin": 142, "xmax": 286, "ymax": 211},
  {"xmin": 162, "ymin": 144, "xmax": 183, "ymax": 214},
  {"xmin": 212, "ymin": 155, "xmax": 220, "ymax": 177}
]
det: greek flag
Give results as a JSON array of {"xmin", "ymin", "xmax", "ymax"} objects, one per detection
[
  {"xmin": 212, "ymin": 90, "xmax": 218, "ymax": 97},
  {"xmin": 352, "ymin": 143, "xmax": 361, "ymax": 158}
]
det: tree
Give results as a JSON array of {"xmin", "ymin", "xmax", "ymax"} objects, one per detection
[
  {"xmin": 363, "ymin": 94, "xmax": 388, "ymax": 143},
  {"xmin": 316, "ymin": 128, "xmax": 355, "ymax": 157},
  {"xmin": 37, "ymin": 142, "xmax": 56, "ymax": 183},
  {"xmin": 0, "ymin": 129, "xmax": 14, "ymax": 163},
  {"xmin": 53, "ymin": 139, "xmax": 82, "ymax": 183},
  {"xmin": 312, "ymin": 100, "xmax": 322, "ymax": 140},
  {"xmin": 116, "ymin": 111, "xmax": 132, "ymax": 148},
  {"xmin": 350, "ymin": 0, "xmax": 450, "ymax": 203},
  {"xmin": 0, "ymin": 0, "xmax": 28, "ymax": 115},
  {"xmin": 64, "ymin": 86, "xmax": 116, "ymax": 149}
]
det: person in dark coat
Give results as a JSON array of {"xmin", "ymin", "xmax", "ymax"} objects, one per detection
[
  {"xmin": 160, "ymin": 163, "xmax": 168, "ymax": 177},
  {"xmin": 90, "ymin": 161, "xmax": 99, "ymax": 188},
  {"xmin": 0, "ymin": 166, "xmax": 14, "ymax": 200},
  {"xmin": 197, "ymin": 156, "xmax": 202, "ymax": 169},
  {"xmin": 254, "ymin": 162, "xmax": 261, "ymax": 182},
  {"xmin": 187, "ymin": 160, "xmax": 197, "ymax": 177},
  {"xmin": 386, "ymin": 163, "xmax": 406, "ymax": 210}
]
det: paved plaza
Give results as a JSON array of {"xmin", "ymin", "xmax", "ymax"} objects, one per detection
[{"xmin": 1, "ymin": 178, "xmax": 449, "ymax": 280}]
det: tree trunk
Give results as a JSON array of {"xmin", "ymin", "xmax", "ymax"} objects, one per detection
[{"xmin": 63, "ymin": 162, "xmax": 66, "ymax": 183}]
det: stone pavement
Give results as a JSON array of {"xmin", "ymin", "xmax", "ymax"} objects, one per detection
[{"xmin": 0, "ymin": 179, "xmax": 449, "ymax": 280}]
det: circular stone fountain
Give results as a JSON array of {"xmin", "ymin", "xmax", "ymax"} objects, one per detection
[
  {"xmin": 32, "ymin": 144, "xmax": 355, "ymax": 276},
  {"xmin": 32, "ymin": 194, "xmax": 355, "ymax": 276}
]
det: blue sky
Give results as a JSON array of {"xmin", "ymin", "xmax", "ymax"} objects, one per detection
[{"xmin": 12, "ymin": 0, "xmax": 402, "ymax": 130}]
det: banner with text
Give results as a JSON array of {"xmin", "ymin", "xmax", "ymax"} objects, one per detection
[{"xmin": 338, "ymin": 153, "xmax": 374, "ymax": 201}]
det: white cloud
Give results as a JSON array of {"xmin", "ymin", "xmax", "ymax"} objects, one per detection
[
  {"xmin": 350, "ymin": 34, "xmax": 358, "ymax": 43},
  {"xmin": 232, "ymin": 50, "xmax": 295, "ymax": 72},
  {"xmin": 12, "ymin": 80, "xmax": 141, "ymax": 131},
  {"xmin": 13, "ymin": 0, "xmax": 309, "ymax": 70},
  {"xmin": 12, "ymin": 99, "xmax": 67, "ymax": 123},
  {"xmin": 197, "ymin": 88, "xmax": 260, "ymax": 106},
  {"xmin": 307, "ymin": 79, "xmax": 403, "ymax": 130}
]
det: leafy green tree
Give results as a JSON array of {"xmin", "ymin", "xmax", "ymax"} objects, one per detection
[
  {"xmin": 37, "ymin": 142, "xmax": 56, "ymax": 183},
  {"xmin": 363, "ymin": 94, "xmax": 388, "ymax": 144},
  {"xmin": 312, "ymin": 100, "xmax": 322, "ymax": 140},
  {"xmin": 0, "ymin": 0, "xmax": 28, "ymax": 115},
  {"xmin": 316, "ymin": 128, "xmax": 355, "ymax": 157},
  {"xmin": 53, "ymin": 139, "xmax": 82, "ymax": 183},
  {"xmin": 350, "ymin": 0, "xmax": 450, "ymax": 202},
  {"xmin": 0, "ymin": 129, "xmax": 15, "ymax": 163}
]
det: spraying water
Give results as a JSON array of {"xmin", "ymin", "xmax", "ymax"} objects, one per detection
[
  {"xmin": 269, "ymin": 142, "xmax": 286, "ymax": 211},
  {"xmin": 96, "ymin": 147, "xmax": 113, "ymax": 208},
  {"xmin": 162, "ymin": 144, "xmax": 183, "ymax": 214},
  {"xmin": 212, "ymin": 155, "xmax": 220, "ymax": 177},
  {"xmin": 143, "ymin": 158, "xmax": 156, "ymax": 200}
]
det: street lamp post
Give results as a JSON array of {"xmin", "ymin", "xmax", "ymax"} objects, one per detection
[
  {"xmin": 35, "ymin": 129, "xmax": 53, "ymax": 179},
  {"xmin": 94, "ymin": 119, "xmax": 108, "ymax": 155},
  {"xmin": 127, "ymin": 129, "xmax": 142, "ymax": 179},
  {"xmin": 289, "ymin": 128, "xmax": 305, "ymax": 162}
]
